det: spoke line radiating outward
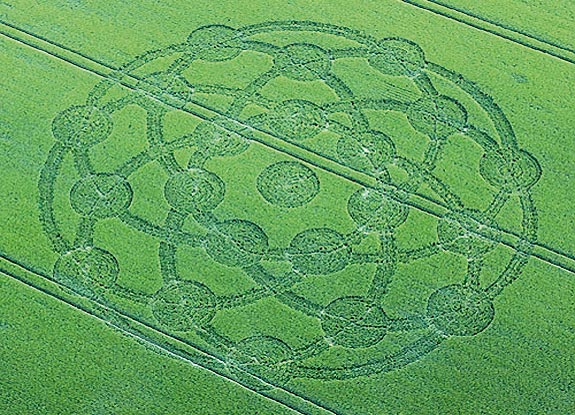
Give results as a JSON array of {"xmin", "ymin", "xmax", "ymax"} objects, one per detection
[
  {"xmin": 0, "ymin": 253, "xmax": 344, "ymax": 415},
  {"xmin": 397, "ymin": 0, "xmax": 575, "ymax": 65},
  {"xmin": 2, "ymin": 20, "xmax": 575, "ymax": 276}
]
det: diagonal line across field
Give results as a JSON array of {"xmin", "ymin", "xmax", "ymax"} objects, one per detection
[
  {"xmin": 0, "ymin": 253, "xmax": 343, "ymax": 415},
  {"xmin": 413, "ymin": 0, "xmax": 575, "ymax": 56},
  {"xmin": 2, "ymin": 19, "xmax": 575, "ymax": 277},
  {"xmin": 399, "ymin": 0, "xmax": 575, "ymax": 65}
]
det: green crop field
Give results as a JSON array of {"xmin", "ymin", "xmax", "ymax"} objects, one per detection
[{"xmin": 1, "ymin": 1, "xmax": 574, "ymax": 414}]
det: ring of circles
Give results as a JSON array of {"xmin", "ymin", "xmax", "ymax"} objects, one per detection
[{"xmin": 40, "ymin": 21, "xmax": 541, "ymax": 382}]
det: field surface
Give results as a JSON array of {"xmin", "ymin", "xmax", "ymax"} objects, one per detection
[{"xmin": 1, "ymin": 1, "xmax": 574, "ymax": 414}]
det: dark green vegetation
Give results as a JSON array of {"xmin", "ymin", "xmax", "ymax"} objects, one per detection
[{"xmin": 1, "ymin": 1, "xmax": 574, "ymax": 414}]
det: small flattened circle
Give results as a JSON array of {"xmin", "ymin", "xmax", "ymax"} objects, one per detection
[
  {"xmin": 437, "ymin": 210, "xmax": 499, "ymax": 257},
  {"xmin": 53, "ymin": 247, "xmax": 119, "ymax": 297},
  {"xmin": 288, "ymin": 228, "xmax": 351, "ymax": 275},
  {"xmin": 192, "ymin": 122, "xmax": 250, "ymax": 158},
  {"xmin": 511, "ymin": 150, "xmax": 541, "ymax": 189},
  {"xmin": 256, "ymin": 161, "xmax": 320, "ymax": 208},
  {"xmin": 479, "ymin": 150, "xmax": 509, "ymax": 189},
  {"xmin": 227, "ymin": 335, "xmax": 293, "ymax": 387},
  {"xmin": 321, "ymin": 296, "xmax": 388, "ymax": 348},
  {"xmin": 70, "ymin": 173, "xmax": 133, "ymax": 219},
  {"xmin": 267, "ymin": 100, "xmax": 327, "ymax": 141},
  {"xmin": 347, "ymin": 187, "xmax": 409, "ymax": 232},
  {"xmin": 151, "ymin": 280, "xmax": 216, "ymax": 331},
  {"xmin": 480, "ymin": 149, "xmax": 541, "ymax": 191},
  {"xmin": 206, "ymin": 219, "xmax": 269, "ymax": 267},
  {"xmin": 164, "ymin": 168, "xmax": 225, "ymax": 214},
  {"xmin": 368, "ymin": 38, "xmax": 426, "ymax": 77},
  {"xmin": 141, "ymin": 72, "xmax": 195, "ymax": 107},
  {"xmin": 187, "ymin": 25, "xmax": 242, "ymax": 62},
  {"xmin": 407, "ymin": 95, "xmax": 467, "ymax": 139},
  {"xmin": 427, "ymin": 284, "xmax": 495, "ymax": 336},
  {"xmin": 274, "ymin": 43, "xmax": 332, "ymax": 81},
  {"xmin": 337, "ymin": 130, "xmax": 396, "ymax": 174},
  {"xmin": 52, "ymin": 105, "xmax": 112, "ymax": 148}
]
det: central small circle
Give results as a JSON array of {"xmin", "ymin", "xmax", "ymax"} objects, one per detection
[{"xmin": 257, "ymin": 161, "xmax": 320, "ymax": 208}]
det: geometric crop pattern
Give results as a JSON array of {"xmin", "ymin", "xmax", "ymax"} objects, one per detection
[{"xmin": 39, "ymin": 21, "xmax": 541, "ymax": 384}]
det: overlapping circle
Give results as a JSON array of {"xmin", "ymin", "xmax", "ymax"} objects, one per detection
[{"xmin": 39, "ymin": 21, "xmax": 540, "ymax": 385}]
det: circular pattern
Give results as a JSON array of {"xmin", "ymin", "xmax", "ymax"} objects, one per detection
[
  {"xmin": 321, "ymin": 296, "xmax": 388, "ymax": 348},
  {"xmin": 256, "ymin": 161, "xmax": 320, "ymax": 208},
  {"xmin": 274, "ymin": 43, "xmax": 331, "ymax": 81},
  {"xmin": 368, "ymin": 38, "xmax": 426, "ymax": 77},
  {"xmin": 141, "ymin": 72, "xmax": 195, "ymax": 105},
  {"xmin": 288, "ymin": 228, "xmax": 351, "ymax": 275},
  {"xmin": 192, "ymin": 121, "xmax": 250, "ymax": 158},
  {"xmin": 480, "ymin": 149, "xmax": 541, "ymax": 190},
  {"xmin": 52, "ymin": 105, "xmax": 112, "ymax": 148},
  {"xmin": 70, "ymin": 173, "xmax": 133, "ymax": 219},
  {"xmin": 39, "ymin": 21, "xmax": 541, "ymax": 383},
  {"xmin": 337, "ymin": 130, "xmax": 396, "ymax": 174},
  {"xmin": 437, "ymin": 210, "xmax": 498, "ymax": 257},
  {"xmin": 348, "ymin": 187, "xmax": 409, "ymax": 232},
  {"xmin": 206, "ymin": 219, "xmax": 269, "ymax": 267},
  {"xmin": 151, "ymin": 280, "xmax": 216, "ymax": 331},
  {"xmin": 427, "ymin": 284, "xmax": 495, "ymax": 336},
  {"xmin": 187, "ymin": 25, "xmax": 242, "ymax": 61},
  {"xmin": 267, "ymin": 99, "xmax": 327, "ymax": 141},
  {"xmin": 407, "ymin": 95, "xmax": 467, "ymax": 139},
  {"xmin": 227, "ymin": 335, "xmax": 293, "ymax": 388},
  {"xmin": 53, "ymin": 247, "xmax": 119, "ymax": 297},
  {"xmin": 164, "ymin": 169, "xmax": 225, "ymax": 214}
]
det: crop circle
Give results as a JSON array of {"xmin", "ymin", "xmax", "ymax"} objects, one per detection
[
  {"xmin": 268, "ymin": 100, "xmax": 327, "ymax": 141},
  {"xmin": 437, "ymin": 210, "xmax": 499, "ymax": 257},
  {"xmin": 427, "ymin": 284, "xmax": 495, "ymax": 336},
  {"xmin": 192, "ymin": 121, "xmax": 250, "ymax": 157},
  {"xmin": 480, "ymin": 149, "xmax": 541, "ymax": 190},
  {"xmin": 164, "ymin": 169, "xmax": 225, "ymax": 214},
  {"xmin": 53, "ymin": 247, "xmax": 119, "ymax": 296},
  {"xmin": 337, "ymin": 130, "xmax": 396, "ymax": 174},
  {"xmin": 231, "ymin": 336, "xmax": 293, "ymax": 365},
  {"xmin": 52, "ymin": 105, "xmax": 112, "ymax": 148},
  {"xmin": 70, "ymin": 173, "xmax": 133, "ymax": 219},
  {"xmin": 151, "ymin": 280, "xmax": 216, "ymax": 330},
  {"xmin": 187, "ymin": 25, "xmax": 242, "ymax": 61},
  {"xmin": 256, "ymin": 161, "xmax": 320, "ymax": 208},
  {"xmin": 348, "ymin": 188, "xmax": 409, "ymax": 232},
  {"xmin": 368, "ymin": 38, "xmax": 426, "ymax": 77},
  {"xmin": 206, "ymin": 219, "xmax": 269, "ymax": 267},
  {"xmin": 288, "ymin": 228, "xmax": 351, "ymax": 275},
  {"xmin": 274, "ymin": 43, "xmax": 331, "ymax": 81},
  {"xmin": 407, "ymin": 95, "xmax": 467, "ymax": 139},
  {"xmin": 321, "ymin": 296, "xmax": 389, "ymax": 348},
  {"xmin": 39, "ymin": 20, "xmax": 541, "ymax": 383}
]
